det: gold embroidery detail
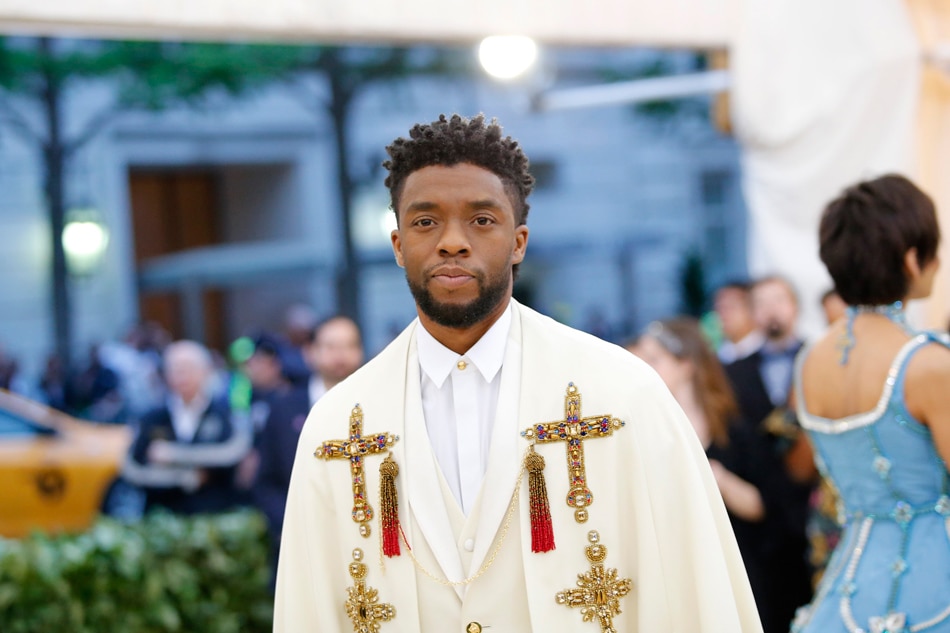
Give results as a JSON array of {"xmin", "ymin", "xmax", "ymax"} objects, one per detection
[
  {"xmin": 345, "ymin": 548, "xmax": 395, "ymax": 632},
  {"xmin": 314, "ymin": 404, "xmax": 399, "ymax": 537},
  {"xmin": 555, "ymin": 531, "xmax": 632, "ymax": 633},
  {"xmin": 522, "ymin": 383, "xmax": 624, "ymax": 522}
]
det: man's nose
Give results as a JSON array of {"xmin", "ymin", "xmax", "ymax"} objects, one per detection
[{"xmin": 437, "ymin": 219, "xmax": 471, "ymax": 256}]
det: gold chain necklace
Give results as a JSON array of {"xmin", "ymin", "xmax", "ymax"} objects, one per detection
[{"xmin": 389, "ymin": 450, "xmax": 528, "ymax": 587}]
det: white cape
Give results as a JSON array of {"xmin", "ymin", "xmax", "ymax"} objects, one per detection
[{"xmin": 275, "ymin": 301, "xmax": 762, "ymax": 632}]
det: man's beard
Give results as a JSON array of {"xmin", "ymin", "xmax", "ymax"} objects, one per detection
[
  {"xmin": 407, "ymin": 266, "xmax": 511, "ymax": 329},
  {"xmin": 764, "ymin": 319, "xmax": 787, "ymax": 340}
]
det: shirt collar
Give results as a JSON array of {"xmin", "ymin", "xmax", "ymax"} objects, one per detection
[
  {"xmin": 168, "ymin": 392, "xmax": 210, "ymax": 417},
  {"xmin": 416, "ymin": 301, "xmax": 512, "ymax": 388},
  {"xmin": 309, "ymin": 375, "xmax": 328, "ymax": 405}
]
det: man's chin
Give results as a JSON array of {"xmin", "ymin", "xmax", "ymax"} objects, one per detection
[{"xmin": 422, "ymin": 304, "xmax": 482, "ymax": 329}]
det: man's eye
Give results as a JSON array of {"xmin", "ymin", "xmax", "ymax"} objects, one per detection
[
  {"xmin": 474, "ymin": 217, "xmax": 493, "ymax": 226},
  {"xmin": 416, "ymin": 218, "xmax": 434, "ymax": 227}
]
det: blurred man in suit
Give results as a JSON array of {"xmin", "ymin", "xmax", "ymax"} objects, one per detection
[
  {"xmin": 714, "ymin": 280, "xmax": 764, "ymax": 364},
  {"xmin": 124, "ymin": 340, "xmax": 250, "ymax": 515},
  {"xmin": 254, "ymin": 316, "xmax": 364, "ymax": 571},
  {"xmin": 724, "ymin": 275, "xmax": 812, "ymax": 633}
]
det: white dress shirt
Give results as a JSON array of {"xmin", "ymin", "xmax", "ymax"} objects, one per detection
[
  {"xmin": 416, "ymin": 303, "xmax": 511, "ymax": 515},
  {"xmin": 168, "ymin": 392, "xmax": 210, "ymax": 443},
  {"xmin": 308, "ymin": 375, "xmax": 328, "ymax": 407},
  {"xmin": 718, "ymin": 330, "xmax": 765, "ymax": 364}
]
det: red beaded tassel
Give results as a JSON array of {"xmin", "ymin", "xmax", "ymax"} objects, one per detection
[
  {"xmin": 525, "ymin": 447, "xmax": 555, "ymax": 553},
  {"xmin": 379, "ymin": 454, "xmax": 401, "ymax": 557}
]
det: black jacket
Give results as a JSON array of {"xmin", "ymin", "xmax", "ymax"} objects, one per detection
[{"xmin": 130, "ymin": 396, "xmax": 241, "ymax": 515}]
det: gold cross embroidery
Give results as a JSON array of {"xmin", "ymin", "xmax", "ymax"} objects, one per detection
[
  {"xmin": 555, "ymin": 531, "xmax": 632, "ymax": 633},
  {"xmin": 522, "ymin": 383, "xmax": 624, "ymax": 522},
  {"xmin": 315, "ymin": 404, "xmax": 399, "ymax": 537},
  {"xmin": 345, "ymin": 548, "xmax": 396, "ymax": 633}
]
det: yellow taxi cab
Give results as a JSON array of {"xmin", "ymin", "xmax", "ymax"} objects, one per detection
[{"xmin": 0, "ymin": 389, "xmax": 131, "ymax": 538}]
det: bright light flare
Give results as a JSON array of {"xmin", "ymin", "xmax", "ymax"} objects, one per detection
[
  {"xmin": 478, "ymin": 36, "xmax": 538, "ymax": 80},
  {"xmin": 62, "ymin": 220, "xmax": 109, "ymax": 274}
]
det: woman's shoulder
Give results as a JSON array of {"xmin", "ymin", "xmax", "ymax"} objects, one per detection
[{"xmin": 905, "ymin": 335, "xmax": 950, "ymax": 385}]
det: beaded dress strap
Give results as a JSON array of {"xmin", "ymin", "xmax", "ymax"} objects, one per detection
[{"xmin": 796, "ymin": 334, "xmax": 933, "ymax": 435}]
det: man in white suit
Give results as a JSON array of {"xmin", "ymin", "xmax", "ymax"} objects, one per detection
[{"xmin": 275, "ymin": 114, "xmax": 762, "ymax": 633}]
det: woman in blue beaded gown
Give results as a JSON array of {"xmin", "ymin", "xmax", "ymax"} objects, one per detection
[{"xmin": 792, "ymin": 174, "xmax": 950, "ymax": 633}]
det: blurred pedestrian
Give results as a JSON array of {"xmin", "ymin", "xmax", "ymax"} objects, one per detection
[
  {"xmin": 631, "ymin": 317, "xmax": 772, "ymax": 626},
  {"xmin": 723, "ymin": 275, "xmax": 814, "ymax": 633},
  {"xmin": 254, "ymin": 315, "xmax": 364, "ymax": 585},
  {"xmin": 38, "ymin": 354, "xmax": 68, "ymax": 410},
  {"xmin": 280, "ymin": 303, "xmax": 318, "ymax": 387},
  {"xmin": 66, "ymin": 344, "xmax": 125, "ymax": 423},
  {"xmin": 123, "ymin": 340, "xmax": 250, "ymax": 515},
  {"xmin": 714, "ymin": 281, "xmax": 764, "ymax": 364}
]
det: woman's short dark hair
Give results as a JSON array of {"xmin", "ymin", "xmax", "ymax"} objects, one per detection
[{"xmin": 819, "ymin": 174, "xmax": 940, "ymax": 305}]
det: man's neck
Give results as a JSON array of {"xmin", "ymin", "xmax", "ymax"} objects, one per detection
[{"xmin": 417, "ymin": 296, "xmax": 511, "ymax": 355}]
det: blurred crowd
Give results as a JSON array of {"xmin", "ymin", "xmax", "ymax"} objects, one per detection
[
  {"xmin": 1, "ymin": 305, "xmax": 365, "ymax": 584},
  {"xmin": 0, "ymin": 278, "xmax": 886, "ymax": 630},
  {"xmin": 627, "ymin": 276, "xmax": 847, "ymax": 633}
]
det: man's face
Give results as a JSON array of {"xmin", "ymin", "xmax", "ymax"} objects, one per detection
[
  {"xmin": 391, "ymin": 163, "xmax": 528, "ymax": 329},
  {"xmin": 244, "ymin": 352, "xmax": 282, "ymax": 390},
  {"xmin": 714, "ymin": 288, "xmax": 754, "ymax": 343},
  {"xmin": 306, "ymin": 319, "xmax": 364, "ymax": 386},
  {"xmin": 751, "ymin": 279, "xmax": 798, "ymax": 341},
  {"xmin": 165, "ymin": 354, "xmax": 210, "ymax": 403}
]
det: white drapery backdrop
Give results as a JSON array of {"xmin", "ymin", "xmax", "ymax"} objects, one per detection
[{"xmin": 731, "ymin": 0, "xmax": 922, "ymax": 336}]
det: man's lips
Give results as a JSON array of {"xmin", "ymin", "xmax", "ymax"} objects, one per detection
[{"xmin": 430, "ymin": 267, "xmax": 476, "ymax": 289}]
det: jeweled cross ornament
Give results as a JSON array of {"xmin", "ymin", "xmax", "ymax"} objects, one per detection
[
  {"xmin": 314, "ymin": 404, "xmax": 399, "ymax": 537},
  {"xmin": 522, "ymin": 383, "xmax": 625, "ymax": 522},
  {"xmin": 345, "ymin": 548, "xmax": 396, "ymax": 633},
  {"xmin": 555, "ymin": 530, "xmax": 632, "ymax": 633}
]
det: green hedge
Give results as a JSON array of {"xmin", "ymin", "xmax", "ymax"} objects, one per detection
[{"xmin": 0, "ymin": 510, "xmax": 273, "ymax": 632}]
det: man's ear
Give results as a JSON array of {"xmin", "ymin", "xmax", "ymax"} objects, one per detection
[
  {"xmin": 391, "ymin": 229, "xmax": 405, "ymax": 268},
  {"xmin": 511, "ymin": 225, "xmax": 529, "ymax": 265}
]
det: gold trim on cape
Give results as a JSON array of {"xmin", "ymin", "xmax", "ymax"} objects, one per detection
[{"xmin": 555, "ymin": 531, "xmax": 632, "ymax": 633}]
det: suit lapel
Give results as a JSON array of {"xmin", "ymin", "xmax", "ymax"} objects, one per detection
[
  {"xmin": 373, "ymin": 329, "xmax": 423, "ymax": 625},
  {"xmin": 468, "ymin": 304, "xmax": 524, "ymax": 576},
  {"xmin": 402, "ymin": 323, "xmax": 468, "ymax": 600}
]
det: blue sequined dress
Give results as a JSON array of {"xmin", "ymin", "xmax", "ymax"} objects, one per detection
[{"xmin": 792, "ymin": 332, "xmax": 950, "ymax": 633}]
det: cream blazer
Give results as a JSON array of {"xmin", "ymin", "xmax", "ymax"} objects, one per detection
[{"xmin": 275, "ymin": 301, "xmax": 763, "ymax": 633}]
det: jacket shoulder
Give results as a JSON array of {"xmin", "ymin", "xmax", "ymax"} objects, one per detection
[
  {"xmin": 518, "ymin": 303, "xmax": 652, "ymax": 373},
  {"xmin": 515, "ymin": 303, "xmax": 669, "ymax": 403},
  {"xmin": 300, "ymin": 322, "xmax": 413, "ymax": 438}
]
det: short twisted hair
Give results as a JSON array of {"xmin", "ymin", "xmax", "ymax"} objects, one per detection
[{"xmin": 383, "ymin": 113, "xmax": 535, "ymax": 225}]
